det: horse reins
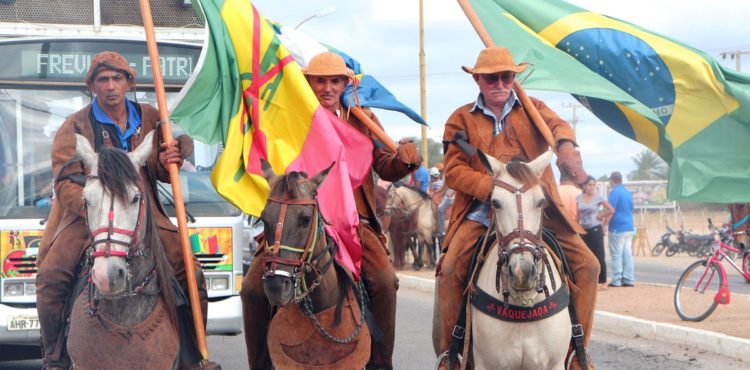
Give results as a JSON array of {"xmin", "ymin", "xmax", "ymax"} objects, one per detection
[{"xmin": 491, "ymin": 179, "xmax": 557, "ymax": 304}]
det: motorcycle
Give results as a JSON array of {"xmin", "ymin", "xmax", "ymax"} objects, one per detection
[
  {"xmin": 664, "ymin": 224, "xmax": 714, "ymax": 257},
  {"xmin": 651, "ymin": 224, "xmax": 677, "ymax": 256}
]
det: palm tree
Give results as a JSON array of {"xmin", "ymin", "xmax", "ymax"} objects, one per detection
[{"xmin": 628, "ymin": 149, "xmax": 668, "ymax": 180}]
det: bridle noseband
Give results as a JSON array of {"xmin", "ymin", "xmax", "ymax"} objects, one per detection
[{"xmin": 262, "ymin": 195, "xmax": 334, "ymax": 303}]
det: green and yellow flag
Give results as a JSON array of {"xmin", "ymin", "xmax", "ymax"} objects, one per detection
[{"xmin": 462, "ymin": 0, "xmax": 750, "ymax": 202}]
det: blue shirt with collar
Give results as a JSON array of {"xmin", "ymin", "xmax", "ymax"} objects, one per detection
[
  {"xmin": 92, "ymin": 97, "xmax": 142, "ymax": 150},
  {"xmin": 465, "ymin": 91, "xmax": 520, "ymax": 227},
  {"xmin": 411, "ymin": 166, "xmax": 430, "ymax": 193},
  {"xmin": 607, "ymin": 184, "xmax": 635, "ymax": 232}
]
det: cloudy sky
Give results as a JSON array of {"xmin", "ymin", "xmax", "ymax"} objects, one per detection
[{"xmin": 252, "ymin": 0, "xmax": 750, "ymax": 179}]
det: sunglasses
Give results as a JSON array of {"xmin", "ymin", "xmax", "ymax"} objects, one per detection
[{"xmin": 480, "ymin": 71, "xmax": 516, "ymax": 84}]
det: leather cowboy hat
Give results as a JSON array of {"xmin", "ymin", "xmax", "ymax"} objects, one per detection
[
  {"xmin": 302, "ymin": 52, "xmax": 354, "ymax": 79},
  {"xmin": 85, "ymin": 51, "xmax": 137, "ymax": 86},
  {"xmin": 462, "ymin": 46, "xmax": 528, "ymax": 74}
]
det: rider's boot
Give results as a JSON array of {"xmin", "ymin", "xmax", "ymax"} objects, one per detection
[
  {"xmin": 360, "ymin": 225, "xmax": 398, "ymax": 370},
  {"xmin": 175, "ymin": 263, "xmax": 221, "ymax": 370}
]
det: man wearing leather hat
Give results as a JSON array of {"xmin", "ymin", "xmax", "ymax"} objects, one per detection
[
  {"xmin": 241, "ymin": 51, "xmax": 421, "ymax": 370},
  {"xmin": 36, "ymin": 51, "xmax": 218, "ymax": 370},
  {"xmin": 436, "ymin": 46, "xmax": 598, "ymax": 369}
]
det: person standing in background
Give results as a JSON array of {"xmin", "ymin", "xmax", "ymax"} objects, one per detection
[
  {"xmin": 607, "ymin": 171, "xmax": 635, "ymax": 287},
  {"xmin": 577, "ymin": 176, "xmax": 614, "ymax": 290}
]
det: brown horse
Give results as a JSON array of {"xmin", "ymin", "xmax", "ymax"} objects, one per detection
[
  {"xmin": 375, "ymin": 184, "xmax": 409, "ymax": 270},
  {"xmin": 386, "ymin": 184, "xmax": 437, "ymax": 269},
  {"xmin": 68, "ymin": 133, "xmax": 179, "ymax": 369},
  {"xmin": 256, "ymin": 164, "xmax": 370, "ymax": 369}
]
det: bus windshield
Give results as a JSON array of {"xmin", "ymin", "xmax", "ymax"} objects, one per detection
[{"xmin": 0, "ymin": 88, "xmax": 238, "ymax": 219}]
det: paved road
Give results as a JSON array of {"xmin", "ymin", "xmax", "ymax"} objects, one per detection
[
  {"xmin": 4, "ymin": 288, "xmax": 746, "ymax": 369},
  {"xmin": 627, "ymin": 256, "xmax": 750, "ymax": 295}
]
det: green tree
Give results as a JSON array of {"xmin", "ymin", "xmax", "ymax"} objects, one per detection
[
  {"xmin": 627, "ymin": 149, "xmax": 668, "ymax": 180},
  {"xmin": 410, "ymin": 136, "xmax": 444, "ymax": 168}
]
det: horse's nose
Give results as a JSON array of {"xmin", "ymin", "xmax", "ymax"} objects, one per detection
[
  {"xmin": 264, "ymin": 276, "xmax": 295, "ymax": 306},
  {"xmin": 108, "ymin": 263, "xmax": 128, "ymax": 293}
]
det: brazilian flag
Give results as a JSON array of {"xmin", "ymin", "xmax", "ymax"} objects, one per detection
[{"xmin": 463, "ymin": 0, "xmax": 750, "ymax": 202}]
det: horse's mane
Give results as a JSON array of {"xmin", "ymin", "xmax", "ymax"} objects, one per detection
[
  {"xmin": 505, "ymin": 159, "xmax": 540, "ymax": 188},
  {"xmin": 269, "ymin": 171, "xmax": 312, "ymax": 199},
  {"xmin": 97, "ymin": 147, "xmax": 140, "ymax": 204},
  {"xmin": 143, "ymin": 203, "xmax": 178, "ymax": 329}
]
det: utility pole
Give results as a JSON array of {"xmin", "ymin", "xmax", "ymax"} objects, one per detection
[
  {"xmin": 561, "ymin": 102, "xmax": 582, "ymax": 132},
  {"xmin": 720, "ymin": 50, "xmax": 750, "ymax": 72},
  {"xmin": 419, "ymin": 0, "xmax": 428, "ymax": 167}
]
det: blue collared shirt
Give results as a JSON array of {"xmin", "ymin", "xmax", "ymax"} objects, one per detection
[
  {"xmin": 465, "ymin": 91, "xmax": 521, "ymax": 227},
  {"xmin": 608, "ymin": 184, "xmax": 635, "ymax": 232},
  {"xmin": 92, "ymin": 97, "xmax": 142, "ymax": 150}
]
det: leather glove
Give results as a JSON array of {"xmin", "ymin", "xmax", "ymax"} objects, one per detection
[
  {"xmin": 397, "ymin": 138, "xmax": 421, "ymax": 166},
  {"xmin": 556, "ymin": 140, "xmax": 588, "ymax": 184}
]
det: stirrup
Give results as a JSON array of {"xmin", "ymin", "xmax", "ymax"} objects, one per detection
[{"xmin": 435, "ymin": 351, "xmax": 463, "ymax": 370}]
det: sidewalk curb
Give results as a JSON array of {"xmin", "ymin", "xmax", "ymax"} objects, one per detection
[{"xmin": 397, "ymin": 274, "xmax": 750, "ymax": 363}]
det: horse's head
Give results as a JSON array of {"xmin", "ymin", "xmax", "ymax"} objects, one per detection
[
  {"xmin": 479, "ymin": 150, "xmax": 552, "ymax": 292},
  {"xmin": 259, "ymin": 161, "xmax": 334, "ymax": 307},
  {"xmin": 729, "ymin": 203, "xmax": 749, "ymax": 252},
  {"xmin": 384, "ymin": 183, "xmax": 401, "ymax": 216},
  {"xmin": 75, "ymin": 132, "xmax": 153, "ymax": 296}
]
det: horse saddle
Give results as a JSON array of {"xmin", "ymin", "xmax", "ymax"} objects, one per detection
[
  {"xmin": 67, "ymin": 287, "xmax": 178, "ymax": 370},
  {"xmin": 267, "ymin": 284, "xmax": 371, "ymax": 369}
]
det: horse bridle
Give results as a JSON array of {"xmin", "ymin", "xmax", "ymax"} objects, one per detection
[
  {"xmin": 83, "ymin": 174, "xmax": 156, "ymax": 302},
  {"xmin": 85, "ymin": 175, "xmax": 148, "ymax": 260},
  {"xmin": 491, "ymin": 179, "xmax": 557, "ymax": 302},
  {"xmin": 262, "ymin": 195, "xmax": 334, "ymax": 303}
]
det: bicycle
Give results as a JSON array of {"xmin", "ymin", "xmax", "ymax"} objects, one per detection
[{"xmin": 673, "ymin": 219, "xmax": 750, "ymax": 322}]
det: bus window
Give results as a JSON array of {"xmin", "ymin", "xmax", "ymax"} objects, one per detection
[{"xmin": 0, "ymin": 89, "xmax": 84, "ymax": 219}]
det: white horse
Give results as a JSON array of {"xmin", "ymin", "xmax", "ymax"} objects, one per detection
[
  {"xmin": 386, "ymin": 184, "xmax": 437, "ymax": 269},
  {"xmin": 471, "ymin": 150, "xmax": 571, "ymax": 370},
  {"xmin": 67, "ymin": 132, "xmax": 180, "ymax": 369}
]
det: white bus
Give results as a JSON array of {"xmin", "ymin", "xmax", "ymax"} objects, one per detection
[{"xmin": 0, "ymin": 37, "xmax": 245, "ymax": 355}]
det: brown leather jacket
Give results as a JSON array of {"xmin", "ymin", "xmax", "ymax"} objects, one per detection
[
  {"xmin": 344, "ymin": 108, "xmax": 414, "ymax": 231},
  {"xmin": 38, "ymin": 103, "xmax": 182, "ymax": 266},
  {"xmin": 442, "ymin": 97, "xmax": 584, "ymax": 248}
]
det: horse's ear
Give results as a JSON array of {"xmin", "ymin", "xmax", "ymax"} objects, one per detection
[
  {"xmin": 310, "ymin": 162, "xmax": 335, "ymax": 189},
  {"xmin": 260, "ymin": 158, "xmax": 276, "ymax": 182},
  {"xmin": 477, "ymin": 150, "xmax": 504, "ymax": 176},
  {"xmin": 128, "ymin": 131, "xmax": 155, "ymax": 168},
  {"xmin": 75, "ymin": 134, "xmax": 98, "ymax": 171},
  {"xmin": 529, "ymin": 149, "xmax": 554, "ymax": 177}
]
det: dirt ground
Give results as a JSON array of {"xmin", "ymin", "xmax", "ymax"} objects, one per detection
[{"xmin": 596, "ymin": 283, "xmax": 750, "ymax": 340}]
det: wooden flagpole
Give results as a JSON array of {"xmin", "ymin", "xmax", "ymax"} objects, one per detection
[
  {"xmin": 351, "ymin": 106, "xmax": 399, "ymax": 153},
  {"xmin": 456, "ymin": 0, "xmax": 557, "ymax": 150},
  {"xmin": 138, "ymin": 0, "xmax": 209, "ymax": 360}
]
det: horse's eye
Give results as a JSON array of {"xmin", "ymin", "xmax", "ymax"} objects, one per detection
[
  {"xmin": 491, "ymin": 199, "xmax": 502, "ymax": 209},
  {"xmin": 537, "ymin": 199, "xmax": 546, "ymax": 208},
  {"xmin": 132, "ymin": 194, "xmax": 141, "ymax": 205},
  {"xmin": 298, "ymin": 215, "xmax": 312, "ymax": 226}
]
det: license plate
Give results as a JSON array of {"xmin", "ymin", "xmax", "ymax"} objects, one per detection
[{"xmin": 7, "ymin": 316, "xmax": 40, "ymax": 331}]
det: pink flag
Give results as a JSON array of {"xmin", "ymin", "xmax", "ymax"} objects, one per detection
[{"xmin": 287, "ymin": 108, "xmax": 373, "ymax": 279}]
